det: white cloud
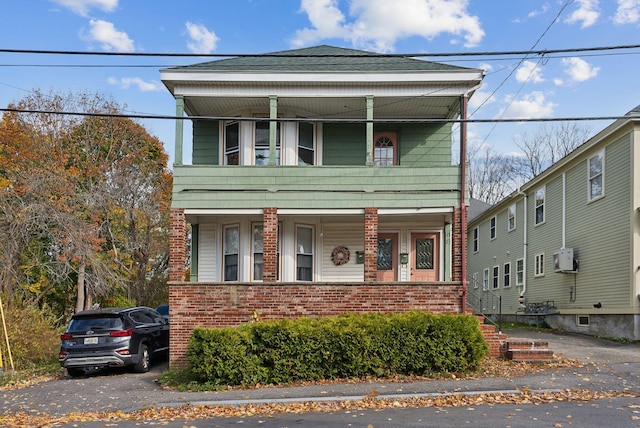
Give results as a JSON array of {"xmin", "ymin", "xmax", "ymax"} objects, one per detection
[
  {"xmin": 84, "ymin": 19, "xmax": 134, "ymax": 52},
  {"xmin": 613, "ymin": 0, "xmax": 640, "ymax": 24},
  {"xmin": 497, "ymin": 92, "xmax": 557, "ymax": 119},
  {"xmin": 291, "ymin": 0, "xmax": 485, "ymax": 52},
  {"xmin": 561, "ymin": 57, "xmax": 600, "ymax": 82},
  {"xmin": 515, "ymin": 60, "xmax": 545, "ymax": 83},
  {"xmin": 564, "ymin": 0, "xmax": 600, "ymax": 28},
  {"xmin": 51, "ymin": 0, "xmax": 118, "ymax": 17},
  {"xmin": 185, "ymin": 22, "xmax": 219, "ymax": 54},
  {"xmin": 467, "ymin": 83, "xmax": 496, "ymax": 111},
  {"xmin": 107, "ymin": 77, "xmax": 162, "ymax": 92}
]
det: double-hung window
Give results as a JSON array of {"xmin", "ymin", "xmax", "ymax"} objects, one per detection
[
  {"xmin": 472, "ymin": 272, "xmax": 479, "ymax": 289},
  {"xmin": 588, "ymin": 150, "xmax": 604, "ymax": 201},
  {"xmin": 507, "ymin": 204, "xmax": 516, "ymax": 231},
  {"xmin": 223, "ymin": 225, "xmax": 239, "ymax": 281},
  {"xmin": 504, "ymin": 262, "xmax": 511, "ymax": 287},
  {"xmin": 472, "ymin": 227, "xmax": 479, "ymax": 252},
  {"xmin": 255, "ymin": 121, "xmax": 281, "ymax": 165},
  {"xmin": 535, "ymin": 253, "xmax": 545, "ymax": 277},
  {"xmin": 516, "ymin": 259, "xmax": 524, "ymax": 285},
  {"xmin": 492, "ymin": 266, "xmax": 499, "ymax": 289},
  {"xmin": 224, "ymin": 121, "xmax": 239, "ymax": 165},
  {"xmin": 252, "ymin": 223, "xmax": 281, "ymax": 281},
  {"xmin": 490, "ymin": 216, "xmax": 496, "ymax": 239},
  {"xmin": 298, "ymin": 122, "xmax": 315, "ymax": 165},
  {"xmin": 296, "ymin": 225, "xmax": 314, "ymax": 281},
  {"xmin": 535, "ymin": 187, "xmax": 545, "ymax": 225},
  {"xmin": 483, "ymin": 268, "xmax": 489, "ymax": 291}
]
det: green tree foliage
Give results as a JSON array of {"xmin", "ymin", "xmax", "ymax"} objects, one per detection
[{"xmin": 0, "ymin": 90, "xmax": 172, "ymax": 321}]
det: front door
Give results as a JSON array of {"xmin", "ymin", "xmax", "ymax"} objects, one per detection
[
  {"xmin": 377, "ymin": 233, "xmax": 398, "ymax": 281},
  {"xmin": 410, "ymin": 232, "xmax": 439, "ymax": 281}
]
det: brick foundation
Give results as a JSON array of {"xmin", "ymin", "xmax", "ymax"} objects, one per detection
[{"xmin": 168, "ymin": 281, "xmax": 463, "ymax": 369}]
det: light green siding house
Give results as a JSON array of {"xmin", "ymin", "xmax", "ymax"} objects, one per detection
[
  {"xmin": 162, "ymin": 45, "xmax": 484, "ymax": 286},
  {"xmin": 467, "ymin": 105, "xmax": 640, "ymax": 341}
]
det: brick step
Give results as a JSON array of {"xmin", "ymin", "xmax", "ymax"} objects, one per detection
[
  {"xmin": 505, "ymin": 348, "xmax": 555, "ymax": 362},
  {"xmin": 504, "ymin": 338, "xmax": 550, "ymax": 351}
]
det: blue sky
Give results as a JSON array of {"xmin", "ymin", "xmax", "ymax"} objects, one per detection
[{"xmin": 1, "ymin": 0, "xmax": 640, "ymax": 164}]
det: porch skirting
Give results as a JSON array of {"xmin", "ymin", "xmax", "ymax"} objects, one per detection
[{"xmin": 168, "ymin": 281, "xmax": 464, "ymax": 369}]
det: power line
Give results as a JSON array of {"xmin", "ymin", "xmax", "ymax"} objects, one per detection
[
  {"xmin": 1, "ymin": 107, "xmax": 636, "ymax": 124},
  {"xmin": 1, "ymin": 44, "xmax": 640, "ymax": 58}
]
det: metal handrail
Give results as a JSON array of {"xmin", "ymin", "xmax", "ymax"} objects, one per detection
[{"xmin": 466, "ymin": 278, "xmax": 502, "ymax": 333}]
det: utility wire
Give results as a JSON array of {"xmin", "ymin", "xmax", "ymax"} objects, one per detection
[
  {"xmin": 1, "ymin": 44, "xmax": 639, "ymax": 58},
  {"xmin": 1, "ymin": 107, "xmax": 636, "ymax": 124}
]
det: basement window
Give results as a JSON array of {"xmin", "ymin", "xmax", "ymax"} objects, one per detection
[{"xmin": 577, "ymin": 315, "xmax": 590, "ymax": 327}]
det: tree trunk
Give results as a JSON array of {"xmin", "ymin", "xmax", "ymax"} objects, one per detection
[{"xmin": 75, "ymin": 261, "xmax": 86, "ymax": 313}]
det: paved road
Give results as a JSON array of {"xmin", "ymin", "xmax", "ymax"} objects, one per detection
[{"xmin": 0, "ymin": 328, "xmax": 637, "ymax": 427}]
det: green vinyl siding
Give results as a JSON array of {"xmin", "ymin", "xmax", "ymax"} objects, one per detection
[
  {"xmin": 398, "ymin": 123, "xmax": 452, "ymax": 166},
  {"xmin": 322, "ymin": 123, "xmax": 366, "ymax": 165},
  {"xmin": 192, "ymin": 120, "xmax": 219, "ymax": 165},
  {"xmin": 470, "ymin": 133, "xmax": 634, "ymax": 313},
  {"xmin": 171, "ymin": 164, "xmax": 461, "ymax": 209}
]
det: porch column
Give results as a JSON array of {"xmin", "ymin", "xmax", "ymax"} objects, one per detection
[
  {"xmin": 174, "ymin": 96, "xmax": 184, "ymax": 166},
  {"xmin": 364, "ymin": 207, "xmax": 378, "ymax": 282},
  {"xmin": 169, "ymin": 208, "xmax": 187, "ymax": 282},
  {"xmin": 263, "ymin": 207, "xmax": 278, "ymax": 282},
  {"xmin": 269, "ymin": 95, "xmax": 278, "ymax": 166},
  {"xmin": 365, "ymin": 95, "xmax": 374, "ymax": 166}
]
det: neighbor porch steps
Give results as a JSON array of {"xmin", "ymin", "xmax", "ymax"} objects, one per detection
[{"xmin": 474, "ymin": 315, "xmax": 554, "ymax": 362}]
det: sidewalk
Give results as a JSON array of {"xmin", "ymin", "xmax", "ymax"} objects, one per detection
[{"xmin": 1, "ymin": 328, "xmax": 638, "ymax": 417}]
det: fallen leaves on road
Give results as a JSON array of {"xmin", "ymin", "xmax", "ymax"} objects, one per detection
[{"xmin": 0, "ymin": 388, "xmax": 636, "ymax": 427}]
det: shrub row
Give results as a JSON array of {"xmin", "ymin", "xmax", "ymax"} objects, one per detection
[{"xmin": 186, "ymin": 311, "xmax": 488, "ymax": 388}]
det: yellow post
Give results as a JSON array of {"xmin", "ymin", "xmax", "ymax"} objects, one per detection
[{"xmin": 0, "ymin": 295, "xmax": 14, "ymax": 371}]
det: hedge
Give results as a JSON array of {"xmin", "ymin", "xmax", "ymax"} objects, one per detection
[{"xmin": 186, "ymin": 311, "xmax": 488, "ymax": 388}]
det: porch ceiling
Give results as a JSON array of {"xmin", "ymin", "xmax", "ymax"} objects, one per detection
[{"xmin": 184, "ymin": 95, "xmax": 462, "ymax": 120}]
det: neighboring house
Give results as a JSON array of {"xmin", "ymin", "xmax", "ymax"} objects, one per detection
[
  {"xmin": 467, "ymin": 105, "xmax": 640, "ymax": 341},
  {"xmin": 161, "ymin": 45, "xmax": 485, "ymax": 368}
]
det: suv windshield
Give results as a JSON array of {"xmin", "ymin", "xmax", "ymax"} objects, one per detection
[{"xmin": 68, "ymin": 316, "xmax": 124, "ymax": 331}]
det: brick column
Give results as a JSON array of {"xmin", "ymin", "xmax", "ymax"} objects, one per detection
[
  {"xmin": 263, "ymin": 207, "xmax": 278, "ymax": 282},
  {"xmin": 364, "ymin": 207, "xmax": 378, "ymax": 282},
  {"xmin": 452, "ymin": 206, "xmax": 464, "ymax": 282},
  {"xmin": 169, "ymin": 208, "xmax": 186, "ymax": 282}
]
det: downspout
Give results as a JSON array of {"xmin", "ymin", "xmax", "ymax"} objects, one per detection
[
  {"xmin": 460, "ymin": 95, "xmax": 468, "ymax": 313},
  {"xmin": 518, "ymin": 188, "xmax": 527, "ymax": 304}
]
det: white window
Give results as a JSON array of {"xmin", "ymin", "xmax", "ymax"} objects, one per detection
[
  {"xmin": 223, "ymin": 225, "xmax": 239, "ymax": 281},
  {"xmin": 298, "ymin": 122, "xmax": 315, "ymax": 165},
  {"xmin": 490, "ymin": 216, "xmax": 496, "ymax": 239},
  {"xmin": 492, "ymin": 266, "xmax": 499, "ymax": 289},
  {"xmin": 588, "ymin": 150, "xmax": 604, "ymax": 201},
  {"xmin": 473, "ymin": 227, "xmax": 479, "ymax": 252},
  {"xmin": 296, "ymin": 225, "xmax": 314, "ymax": 281},
  {"xmin": 516, "ymin": 258, "xmax": 524, "ymax": 285},
  {"xmin": 224, "ymin": 121, "xmax": 239, "ymax": 165},
  {"xmin": 483, "ymin": 268, "xmax": 489, "ymax": 291},
  {"xmin": 252, "ymin": 223, "xmax": 281, "ymax": 281},
  {"xmin": 472, "ymin": 272, "xmax": 479, "ymax": 289},
  {"xmin": 535, "ymin": 187, "xmax": 545, "ymax": 225},
  {"xmin": 504, "ymin": 262, "xmax": 511, "ymax": 287},
  {"xmin": 255, "ymin": 121, "xmax": 281, "ymax": 165},
  {"xmin": 535, "ymin": 253, "xmax": 545, "ymax": 277},
  {"xmin": 507, "ymin": 204, "xmax": 516, "ymax": 231}
]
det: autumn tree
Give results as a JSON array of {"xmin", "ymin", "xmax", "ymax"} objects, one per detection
[{"xmin": 0, "ymin": 90, "xmax": 171, "ymax": 315}]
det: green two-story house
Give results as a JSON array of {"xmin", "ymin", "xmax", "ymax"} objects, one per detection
[{"xmin": 161, "ymin": 45, "xmax": 485, "ymax": 367}]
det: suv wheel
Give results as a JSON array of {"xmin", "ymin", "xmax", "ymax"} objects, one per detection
[
  {"xmin": 134, "ymin": 344, "xmax": 150, "ymax": 373},
  {"xmin": 67, "ymin": 367, "xmax": 85, "ymax": 377}
]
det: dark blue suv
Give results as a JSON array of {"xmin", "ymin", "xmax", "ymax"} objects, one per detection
[{"xmin": 59, "ymin": 307, "xmax": 169, "ymax": 377}]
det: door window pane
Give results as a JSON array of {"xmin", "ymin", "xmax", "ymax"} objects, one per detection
[
  {"xmin": 415, "ymin": 238, "xmax": 434, "ymax": 270},
  {"xmin": 298, "ymin": 122, "xmax": 315, "ymax": 165},
  {"xmin": 255, "ymin": 121, "xmax": 280, "ymax": 165},
  {"xmin": 377, "ymin": 238, "xmax": 393, "ymax": 271},
  {"xmin": 225, "ymin": 121, "xmax": 239, "ymax": 165}
]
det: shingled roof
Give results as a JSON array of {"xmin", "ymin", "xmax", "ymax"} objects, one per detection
[{"xmin": 165, "ymin": 45, "xmax": 475, "ymax": 73}]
